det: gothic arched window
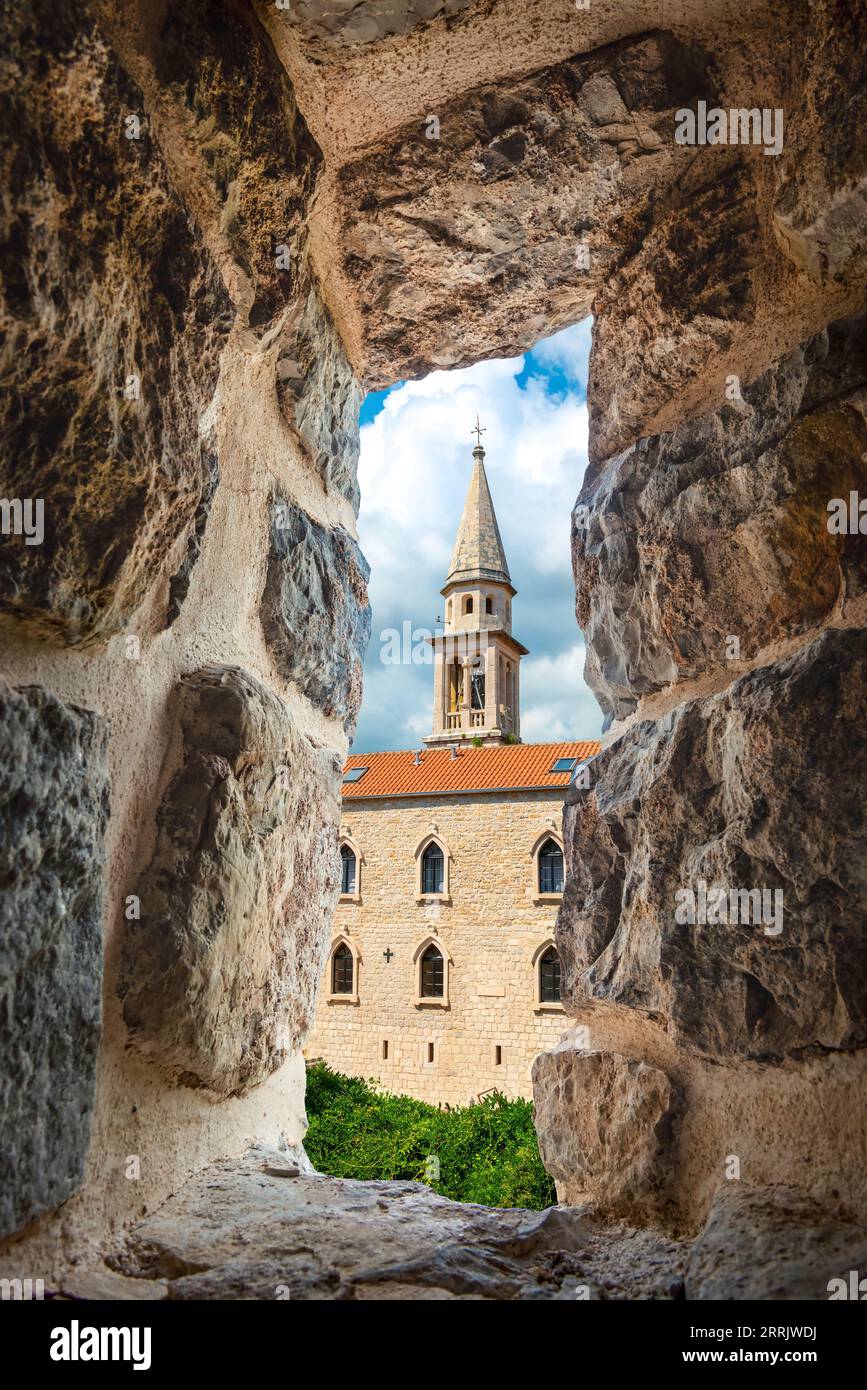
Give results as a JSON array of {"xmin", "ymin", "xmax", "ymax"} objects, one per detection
[
  {"xmin": 539, "ymin": 947, "xmax": 561, "ymax": 1004},
  {"xmin": 538, "ymin": 838, "xmax": 564, "ymax": 895},
  {"xmin": 421, "ymin": 841, "xmax": 444, "ymax": 895},
  {"xmin": 463, "ymin": 594, "xmax": 473, "ymax": 615},
  {"xmin": 421, "ymin": 945, "xmax": 444, "ymax": 998},
  {"xmin": 331, "ymin": 943, "xmax": 354, "ymax": 995},
  {"xmin": 340, "ymin": 843, "xmax": 356, "ymax": 895}
]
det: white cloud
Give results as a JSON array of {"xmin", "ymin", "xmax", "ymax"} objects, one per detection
[
  {"xmin": 352, "ymin": 322, "xmax": 602, "ymax": 751},
  {"xmin": 520, "ymin": 645, "xmax": 600, "ymax": 743}
]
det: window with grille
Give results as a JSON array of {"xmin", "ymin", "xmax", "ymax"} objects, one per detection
[
  {"xmin": 421, "ymin": 945, "xmax": 444, "ymax": 998},
  {"xmin": 331, "ymin": 943, "xmax": 353, "ymax": 995},
  {"xmin": 421, "ymin": 842, "xmax": 444, "ymax": 894},
  {"xmin": 539, "ymin": 948, "xmax": 561, "ymax": 1004},
  {"xmin": 340, "ymin": 843, "xmax": 356, "ymax": 895},
  {"xmin": 538, "ymin": 838, "xmax": 564, "ymax": 894}
]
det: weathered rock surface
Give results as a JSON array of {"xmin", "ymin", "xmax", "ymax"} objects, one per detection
[
  {"xmin": 112, "ymin": 1144, "xmax": 686, "ymax": 1300},
  {"xmin": 119, "ymin": 666, "xmax": 342, "ymax": 1097},
  {"xmin": 275, "ymin": 286, "xmax": 363, "ymax": 510},
  {"xmin": 0, "ymin": 680, "xmax": 109, "ymax": 1239},
  {"xmin": 576, "ymin": 313, "xmax": 867, "ymax": 724},
  {"xmin": 531, "ymin": 1045, "xmax": 680, "ymax": 1216},
  {"xmin": 556, "ymin": 628, "xmax": 867, "ymax": 1063},
  {"xmin": 261, "ymin": 497, "xmax": 371, "ymax": 732},
  {"xmin": 327, "ymin": 29, "xmax": 714, "ymax": 385},
  {"xmin": 587, "ymin": 148, "xmax": 761, "ymax": 464},
  {"xmin": 273, "ymin": 0, "xmax": 472, "ymax": 52},
  {"xmin": 105, "ymin": 1149, "xmax": 867, "ymax": 1300},
  {"xmin": 149, "ymin": 0, "xmax": 322, "ymax": 335},
  {"xmin": 773, "ymin": 0, "xmax": 867, "ymax": 287},
  {"xmin": 0, "ymin": 0, "xmax": 231, "ymax": 644},
  {"xmin": 686, "ymin": 1184, "xmax": 867, "ymax": 1301}
]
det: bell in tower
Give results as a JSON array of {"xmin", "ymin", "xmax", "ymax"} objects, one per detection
[{"xmin": 426, "ymin": 420, "xmax": 529, "ymax": 747}]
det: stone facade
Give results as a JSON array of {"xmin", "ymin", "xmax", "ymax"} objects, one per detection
[{"xmin": 306, "ymin": 791, "xmax": 571, "ymax": 1105}]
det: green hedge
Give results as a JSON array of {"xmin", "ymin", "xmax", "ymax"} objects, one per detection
[{"xmin": 303, "ymin": 1063, "xmax": 556, "ymax": 1210}]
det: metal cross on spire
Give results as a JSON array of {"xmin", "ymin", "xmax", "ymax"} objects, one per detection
[{"xmin": 471, "ymin": 416, "xmax": 486, "ymax": 449}]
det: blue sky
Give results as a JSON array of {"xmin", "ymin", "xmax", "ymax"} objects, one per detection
[{"xmin": 351, "ymin": 318, "xmax": 602, "ymax": 752}]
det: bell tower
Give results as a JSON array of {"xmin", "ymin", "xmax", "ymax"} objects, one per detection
[{"xmin": 426, "ymin": 421, "xmax": 528, "ymax": 747}]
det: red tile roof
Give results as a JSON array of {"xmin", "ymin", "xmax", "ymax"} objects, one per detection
[{"xmin": 341, "ymin": 741, "xmax": 600, "ymax": 800}]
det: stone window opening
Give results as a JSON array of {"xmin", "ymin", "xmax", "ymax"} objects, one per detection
[
  {"xmin": 422, "ymin": 842, "xmax": 444, "ymax": 894},
  {"xmin": 421, "ymin": 945, "xmax": 444, "ymax": 997},
  {"xmin": 427, "ymin": 1041, "xmax": 435, "ymax": 1064},
  {"xmin": 531, "ymin": 831, "xmax": 565, "ymax": 901},
  {"xmin": 448, "ymin": 659, "xmax": 464, "ymax": 716},
  {"xmin": 532, "ymin": 941, "xmax": 564, "ymax": 1013},
  {"xmin": 539, "ymin": 949, "xmax": 561, "ymax": 1004},
  {"xmin": 332, "ymin": 943, "xmax": 353, "ymax": 994},
  {"xmin": 470, "ymin": 657, "xmax": 485, "ymax": 711},
  {"xmin": 538, "ymin": 839, "xmax": 564, "ymax": 895},
  {"xmin": 415, "ymin": 833, "xmax": 451, "ymax": 901},
  {"xmin": 326, "ymin": 937, "xmax": 360, "ymax": 1005},
  {"xmin": 495, "ymin": 1045, "xmax": 502, "ymax": 1066},
  {"xmin": 338, "ymin": 834, "xmax": 362, "ymax": 900},
  {"xmin": 485, "ymin": 596, "xmax": 493, "ymax": 614},
  {"xmin": 382, "ymin": 1040, "xmax": 389, "ymax": 1061},
  {"xmin": 463, "ymin": 594, "xmax": 473, "ymax": 615},
  {"xmin": 340, "ymin": 843, "xmax": 356, "ymax": 895},
  {"xmin": 413, "ymin": 936, "xmax": 451, "ymax": 1008}
]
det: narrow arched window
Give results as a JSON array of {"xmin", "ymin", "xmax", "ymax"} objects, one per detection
[
  {"xmin": 421, "ymin": 945, "xmax": 444, "ymax": 998},
  {"xmin": 539, "ymin": 947, "xmax": 561, "ymax": 1004},
  {"xmin": 340, "ymin": 843, "xmax": 356, "ymax": 895},
  {"xmin": 470, "ymin": 657, "xmax": 485, "ymax": 710},
  {"xmin": 421, "ymin": 842, "xmax": 444, "ymax": 894},
  {"xmin": 485, "ymin": 596, "xmax": 493, "ymax": 614},
  {"xmin": 538, "ymin": 838, "xmax": 564, "ymax": 894},
  {"xmin": 332, "ymin": 943, "xmax": 353, "ymax": 994},
  {"xmin": 463, "ymin": 594, "xmax": 473, "ymax": 615}
]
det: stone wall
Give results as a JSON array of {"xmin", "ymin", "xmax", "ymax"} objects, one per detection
[
  {"xmin": 306, "ymin": 792, "xmax": 570, "ymax": 1106},
  {"xmin": 1, "ymin": 0, "xmax": 865, "ymax": 1280},
  {"xmin": 0, "ymin": 0, "xmax": 368, "ymax": 1267},
  {"xmin": 531, "ymin": 4, "xmax": 867, "ymax": 1233}
]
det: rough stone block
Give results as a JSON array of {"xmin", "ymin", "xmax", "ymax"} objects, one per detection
[
  {"xmin": 331, "ymin": 30, "xmax": 713, "ymax": 385},
  {"xmin": 686, "ymin": 1184, "xmax": 867, "ymax": 1301},
  {"xmin": 118, "ymin": 665, "xmax": 342, "ymax": 1097},
  {"xmin": 261, "ymin": 498, "xmax": 371, "ymax": 733},
  {"xmin": 575, "ymin": 313, "xmax": 867, "ymax": 724},
  {"xmin": 531, "ymin": 1043, "xmax": 680, "ymax": 1215},
  {"xmin": 0, "ymin": 679, "xmax": 109, "ymax": 1238},
  {"xmin": 773, "ymin": 0, "xmax": 867, "ymax": 287},
  {"xmin": 275, "ymin": 286, "xmax": 363, "ymax": 511},
  {"xmin": 558, "ymin": 628, "xmax": 867, "ymax": 1062},
  {"xmin": 0, "ymin": 0, "xmax": 231, "ymax": 644}
]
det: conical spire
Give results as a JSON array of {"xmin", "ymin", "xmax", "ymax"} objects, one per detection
[{"xmin": 445, "ymin": 441, "xmax": 511, "ymax": 587}]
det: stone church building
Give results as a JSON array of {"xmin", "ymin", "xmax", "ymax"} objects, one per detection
[{"xmin": 307, "ymin": 438, "xmax": 599, "ymax": 1105}]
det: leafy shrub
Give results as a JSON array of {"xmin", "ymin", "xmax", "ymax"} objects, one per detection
[{"xmin": 303, "ymin": 1063, "xmax": 556, "ymax": 1210}]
